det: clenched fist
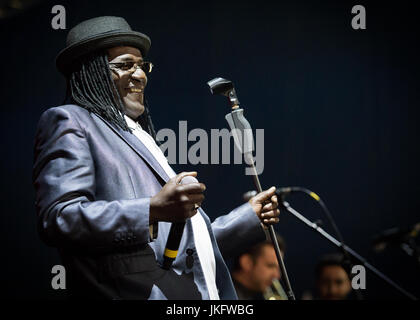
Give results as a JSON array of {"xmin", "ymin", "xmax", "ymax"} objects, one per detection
[
  {"xmin": 149, "ymin": 172, "xmax": 206, "ymax": 224},
  {"xmin": 248, "ymin": 186, "xmax": 280, "ymax": 227}
]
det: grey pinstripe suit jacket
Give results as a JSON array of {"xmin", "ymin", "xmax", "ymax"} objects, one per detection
[{"xmin": 32, "ymin": 104, "xmax": 265, "ymax": 299}]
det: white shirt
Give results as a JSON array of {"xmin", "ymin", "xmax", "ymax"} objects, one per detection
[{"xmin": 124, "ymin": 115, "xmax": 220, "ymax": 300}]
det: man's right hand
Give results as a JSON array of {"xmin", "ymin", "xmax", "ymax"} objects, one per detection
[{"xmin": 149, "ymin": 172, "xmax": 206, "ymax": 224}]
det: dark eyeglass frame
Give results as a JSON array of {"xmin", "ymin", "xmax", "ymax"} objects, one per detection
[{"xmin": 109, "ymin": 61, "xmax": 153, "ymax": 74}]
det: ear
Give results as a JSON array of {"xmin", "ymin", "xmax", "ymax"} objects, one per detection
[{"xmin": 239, "ymin": 254, "xmax": 254, "ymax": 272}]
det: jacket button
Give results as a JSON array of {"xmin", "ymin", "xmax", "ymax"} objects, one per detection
[{"xmin": 186, "ymin": 248, "xmax": 194, "ymax": 269}]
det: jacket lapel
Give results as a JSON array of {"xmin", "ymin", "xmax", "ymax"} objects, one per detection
[{"xmin": 93, "ymin": 113, "xmax": 170, "ymax": 184}]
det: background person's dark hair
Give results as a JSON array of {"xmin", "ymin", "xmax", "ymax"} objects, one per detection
[
  {"xmin": 232, "ymin": 234, "xmax": 285, "ymax": 272},
  {"xmin": 63, "ymin": 49, "xmax": 158, "ymax": 140},
  {"xmin": 315, "ymin": 253, "xmax": 352, "ymax": 280}
]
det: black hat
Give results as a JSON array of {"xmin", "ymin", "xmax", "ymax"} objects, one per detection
[{"xmin": 56, "ymin": 16, "xmax": 151, "ymax": 75}]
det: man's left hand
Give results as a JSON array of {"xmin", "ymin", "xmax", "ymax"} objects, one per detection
[{"xmin": 248, "ymin": 186, "xmax": 280, "ymax": 227}]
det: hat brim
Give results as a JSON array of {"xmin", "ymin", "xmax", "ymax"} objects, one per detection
[{"xmin": 56, "ymin": 31, "xmax": 151, "ymax": 75}]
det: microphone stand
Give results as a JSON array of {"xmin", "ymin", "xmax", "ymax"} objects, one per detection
[
  {"xmin": 280, "ymin": 200, "xmax": 418, "ymax": 300},
  {"xmin": 248, "ymin": 163, "xmax": 296, "ymax": 301},
  {"xmin": 207, "ymin": 77, "xmax": 296, "ymax": 300}
]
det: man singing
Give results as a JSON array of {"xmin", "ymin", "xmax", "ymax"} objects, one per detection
[{"xmin": 32, "ymin": 16, "xmax": 280, "ymax": 299}]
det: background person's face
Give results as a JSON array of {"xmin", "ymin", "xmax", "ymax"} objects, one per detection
[
  {"xmin": 317, "ymin": 265, "xmax": 352, "ymax": 300},
  {"xmin": 249, "ymin": 245, "xmax": 281, "ymax": 292},
  {"xmin": 107, "ymin": 46, "xmax": 147, "ymax": 120}
]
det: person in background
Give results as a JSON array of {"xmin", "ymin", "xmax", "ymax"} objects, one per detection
[
  {"xmin": 231, "ymin": 233, "xmax": 287, "ymax": 300},
  {"xmin": 313, "ymin": 253, "xmax": 354, "ymax": 300}
]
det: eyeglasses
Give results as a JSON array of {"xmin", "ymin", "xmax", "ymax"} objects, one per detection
[{"xmin": 109, "ymin": 61, "xmax": 153, "ymax": 74}]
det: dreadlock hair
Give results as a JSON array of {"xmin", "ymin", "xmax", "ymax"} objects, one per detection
[{"xmin": 63, "ymin": 49, "xmax": 158, "ymax": 140}]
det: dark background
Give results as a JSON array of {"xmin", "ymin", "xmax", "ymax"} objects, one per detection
[{"xmin": 0, "ymin": 0, "xmax": 418, "ymax": 299}]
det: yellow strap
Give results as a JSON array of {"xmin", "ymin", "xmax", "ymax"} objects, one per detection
[
  {"xmin": 309, "ymin": 192, "xmax": 320, "ymax": 201},
  {"xmin": 164, "ymin": 248, "xmax": 178, "ymax": 259}
]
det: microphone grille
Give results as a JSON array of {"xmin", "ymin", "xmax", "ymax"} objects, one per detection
[{"xmin": 180, "ymin": 176, "xmax": 199, "ymax": 185}]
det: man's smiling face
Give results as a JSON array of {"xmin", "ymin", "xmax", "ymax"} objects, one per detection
[{"xmin": 107, "ymin": 46, "xmax": 147, "ymax": 120}]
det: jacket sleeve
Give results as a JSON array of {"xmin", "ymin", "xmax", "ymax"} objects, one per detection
[
  {"xmin": 211, "ymin": 202, "xmax": 267, "ymax": 259},
  {"xmin": 32, "ymin": 107, "xmax": 152, "ymax": 253}
]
